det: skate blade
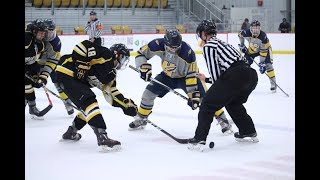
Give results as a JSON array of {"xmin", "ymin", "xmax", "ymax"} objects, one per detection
[
  {"xmin": 99, "ymin": 145, "xmax": 121, "ymax": 153},
  {"xmin": 187, "ymin": 144, "xmax": 210, "ymax": 152},
  {"xmin": 30, "ymin": 115, "xmax": 44, "ymax": 120},
  {"xmin": 128, "ymin": 126, "xmax": 146, "ymax": 131},
  {"xmin": 235, "ymin": 137, "xmax": 259, "ymax": 143},
  {"xmin": 222, "ymin": 129, "xmax": 234, "ymax": 135},
  {"xmin": 59, "ymin": 138, "xmax": 81, "ymax": 142}
]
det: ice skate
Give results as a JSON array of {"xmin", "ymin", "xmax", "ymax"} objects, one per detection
[
  {"xmin": 216, "ymin": 116, "xmax": 233, "ymax": 134},
  {"xmin": 270, "ymin": 77, "xmax": 277, "ymax": 93},
  {"xmin": 128, "ymin": 114, "xmax": 148, "ymax": 131},
  {"xmin": 187, "ymin": 138, "xmax": 206, "ymax": 151},
  {"xmin": 234, "ymin": 132, "xmax": 259, "ymax": 143},
  {"xmin": 29, "ymin": 105, "xmax": 44, "ymax": 120},
  {"xmin": 61, "ymin": 126, "xmax": 82, "ymax": 141},
  {"xmin": 92, "ymin": 127, "xmax": 121, "ymax": 152}
]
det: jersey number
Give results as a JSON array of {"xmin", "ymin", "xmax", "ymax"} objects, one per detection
[{"xmin": 88, "ymin": 47, "xmax": 96, "ymax": 57}]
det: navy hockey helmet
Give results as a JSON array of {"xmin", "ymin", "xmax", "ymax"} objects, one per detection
[
  {"xmin": 43, "ymin": 19, "xmax": 57, "ymax": 41},
  {"xmin": 250, "ymin": 20, "xmax": 261, "ymax": 36},
  {"xmin": 43, "ymin": 19, "xmax": 56, "ymax": 31},
  {"xmin": 110, "ymin": 43, "xmax": 130, "ymax": 70},
  {"xmin": 164, "ymin": 29, "xmax": 182, "ymax": 53},
  {"xmin": 196, "ymin": 19, "xmax": 217, "ymax": 39}
]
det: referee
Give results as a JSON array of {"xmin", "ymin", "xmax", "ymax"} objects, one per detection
[
  {"xmin": 85, "ymin": 11, "xmax": 103, "ymax": 46},
  {"xmin": 188, "ymin": 20, "xmax": 259, "ymax": 150}
]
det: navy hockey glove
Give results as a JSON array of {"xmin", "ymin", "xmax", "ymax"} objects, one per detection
[
  {"xmin": 33, "ymin": 77, "xmax": 47, "ymax": 88},
  {"xmin": 139, "ymin": 63, "xmax": 152, "ymax": 82},
  {"xmin": 187, "ymin": 91, "xmax": 201, "ymax": 110},
  {"xmin": 122, "ymin": 98, "xmax": 138, "ymax": 116},
  {"xmin": 238, "ymin": 44, "xmax": 248, "ymax": 54},
  {"xmin": 258, "ymin": 62, "xmax": 267, "ymax": 74}
]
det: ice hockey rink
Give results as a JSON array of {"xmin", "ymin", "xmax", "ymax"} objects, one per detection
[{"xmin": 25, "ymin": 54, "xmax": 295, "ymax": 180}]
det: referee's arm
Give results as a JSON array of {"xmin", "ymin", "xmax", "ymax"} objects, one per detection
[{"xmin": 203, "ymin": 45, "xmax": 219, "ymax": 84}]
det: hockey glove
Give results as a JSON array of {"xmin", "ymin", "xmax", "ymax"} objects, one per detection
[
  {"xmin": 122, "ymin": 98, "xmax": 138, "ymax": 116},
  {"xmin": 187, "ymin": 91, "xmax": 201, "ymax": 110},
  {"xmin": 33, "ymin": 77, "xmax": 47, "ymax": 88},
  {"xmin": 238, "ymin": 44, "xmax": 248, "ymax": 54},
  {"xmin": 139, "ymin": 63, "xmax": 152, "ymax": 82},
  {"xmin": 258, "ymin": 62, "xmax": 267, "ymax": 74}
]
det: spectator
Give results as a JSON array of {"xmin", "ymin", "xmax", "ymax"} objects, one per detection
[
  {"xmin": 278, "ymin": 18, "xmax": 291, "ymax": 33},
  {"xmin": 241, "ymin": 18, "xmax": 250, "ymax": 30}
]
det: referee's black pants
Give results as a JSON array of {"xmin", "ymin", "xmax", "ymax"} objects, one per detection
[{"xmin": 194, "ymin": 61, "xmax": 258, "ymax": 141}]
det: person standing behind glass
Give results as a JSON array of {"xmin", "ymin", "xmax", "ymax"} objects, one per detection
[{"xmin": 85, "ymin": 11, "xmax": 103, "ymax": 46}]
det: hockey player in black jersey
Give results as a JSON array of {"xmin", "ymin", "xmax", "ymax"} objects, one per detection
[
  {"xmin": 128, "ymin": 29, "xmax": 232, "ymax": 134},
  {"xmin": 55, "ymin": 40, "xmax": 136, "ymax": 151},
  {"xmin": 238, "ymin": 20, "xmax": 277, "ymax": 92},
  {"xmin": 25, "ymin": 19, "xmax": 47, "ymax": 120}
]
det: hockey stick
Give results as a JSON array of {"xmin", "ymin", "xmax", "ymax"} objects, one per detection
[
  {"xmin": 25, "ymin": 74, "xmax": 53, "ymax": 116},
  {"xmin": 129, "ymin": 65, "xmax": 189, "ymax": 100},
  {"xmin": 251, "ymin": 58, "xmax": 290, "ymax": 97},
  {"xmin": 42, "ymin": 86, "xmax": 84, "ymax": 113},
  {"xmin": 238, "ymin": 44, "xmax": 289, "ymax": 97}
]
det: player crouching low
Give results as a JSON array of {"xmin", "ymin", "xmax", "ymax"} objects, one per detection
[{"xmin": 56, "ymin": 41, "xmax": 136, "ymax": 152}]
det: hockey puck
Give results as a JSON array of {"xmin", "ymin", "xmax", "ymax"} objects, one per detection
[{"xmin": 209, "ymin": 141, "xmax": 214, "ymax": 149}]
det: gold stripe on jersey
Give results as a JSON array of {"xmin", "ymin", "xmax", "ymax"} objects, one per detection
[
  {"xmin": 140, "ymin": 45, "xmax": 149, "ymax": 52},
  {"xmin": 45, "ymin": 61, "xmax": 57, "ymax": 70},
  {"xmin": 61, "ymin": 57, "xmax": 73, "ymax": 66},
  {"xmin": 267, "ymin": 70, "xmax": 275, "ymax": 78},
  {"xmin": 85, "ymin": 102, "xmax": 99, "ymax": 115},
  {"xmin": 90, "ymin": 57, "xmax": 112, "ymax": 65},
  {"xmin": 56, "ymin": 65, "xmax": 74, "ymax": 77},
  {"xmin": 185, "ymin": 77, "xmax": 197, "ymax": 86},
  {"xmin": 214, "ymin": 108, "xmax": 224, "ymax": 116},
  {"xmin": 74, "ymin": 43, "xmax": 87, "ymax": 57},
  {"xmin": 86, "ymin": 109, "xmax": 101, "ymax": 122}
]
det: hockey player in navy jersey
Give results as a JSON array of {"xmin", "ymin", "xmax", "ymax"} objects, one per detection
[{"xmin": 128, "ymin": 29, "xmax": 232, "ymax": 134}]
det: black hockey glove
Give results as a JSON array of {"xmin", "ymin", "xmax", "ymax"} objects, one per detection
[
  {"xmin": 258, "ymin": 62, "xmax": 267, "ymax": 74},
  {"xmin": 139, "ymin": 63, "xmax": 152, "ymax": 82},
  {"xmin": 33, "ymin": 77, "xmax": 47, "ymax": 88},
  {"xmin": 121, "ymin": 98, "xmax": 138, "ymax": 116},
  {"xmin": 187, "ymin": 91, "xmax": 200, "ymax": 110},
  {"xmin": 238, "ymin": 44, "xmax": 248, "ymax": 54}
]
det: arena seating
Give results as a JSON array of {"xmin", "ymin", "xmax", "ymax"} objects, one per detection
[{"xmin": 32, "ymin": 0, "xmax": 167, "ymax": 8}]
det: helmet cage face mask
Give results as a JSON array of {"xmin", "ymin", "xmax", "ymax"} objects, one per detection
[
  {"xmin": 115, "ymin": 55, "xmax": 129, "ymax": 70},
  {"xmin": 45, "ymin": 29, "xmax": 56, "ymax": 41},
  {"xmin": 250, "ymin": 25, "xmax": 261, "ymax": 36},
  {"xmin": 165, "ymin": 44, "xmax": 181, "ymax": 54}
]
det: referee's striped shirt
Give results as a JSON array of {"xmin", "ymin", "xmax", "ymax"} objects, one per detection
[
  {"xmin": 203, "ymin": 37, "xmax": 244, "ymax": 84},
  {"xmin": 85, "ymin": 19, "xmax": 103, "ymax": 39}
]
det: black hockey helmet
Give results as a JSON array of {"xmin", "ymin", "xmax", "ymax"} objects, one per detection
[
  {"xmin": 31, "ymin": 19, "xmax": 47, "ymax": 33},
  {"xmin": 90, "ymin": 10, "xmax": 97, "ymax": 16},
  {"xmin": 196, "ymin": 19, "xmax": 217, "ymax": 39},
  {"xmin": 164, "ymin": 29, "xmax": 182, "ymax": 48},
  {"xmin": 110, "ymin": 43, "xmax": 130, "ymax": 70},
  {"xmin": 250, "ymin": 20, "xmax": 261, "ymax": 36},
  {"xmin": 43, "ymin": 19, "xmax": 56, "ymax": 31}
]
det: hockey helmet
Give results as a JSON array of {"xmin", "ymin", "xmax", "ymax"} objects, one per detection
[
  {"xmin": 90, "ymin": 11, "xmax": 97, "ymax": 16},
  {"xmin": 31, "ymin": 19, "xmax": 47, "ymax": 41},
  {"xmin": 164, "ymin": 29, "xmax": 182, "ymax": 53},
  {"xmin": 110, "ymin": 43, "xmax": 130, "ymax": 70},
  {"xmin": 43, "ymin": 19, "xmax": 57, "ymax": 41},
  {"xmin": 196, "ymin": 19, "xmax": 217, "ymax": 39},
  {"xmin": 250, "ymin": 20, "xmax": 261, "ymax": 36}
]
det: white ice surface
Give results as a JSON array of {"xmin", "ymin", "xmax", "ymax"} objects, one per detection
[{"xmin": 26, "ymin": 54, "xmax": 295, "ymax": 180}]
